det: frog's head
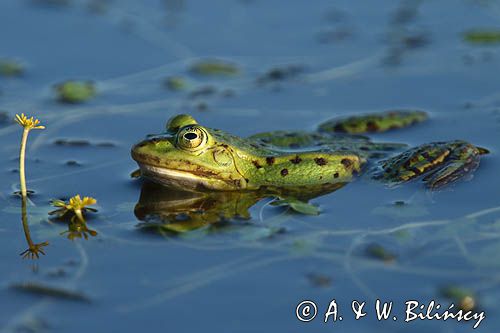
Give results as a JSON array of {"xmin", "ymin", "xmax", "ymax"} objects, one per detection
[{"xmin": 131, "ymin": 115, "xmax": 247, "ymax": 191}]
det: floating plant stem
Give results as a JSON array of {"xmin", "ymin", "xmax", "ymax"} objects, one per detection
[{"xmin": 15, "ymin": 113, "xmax": 45, "ymax": 198}]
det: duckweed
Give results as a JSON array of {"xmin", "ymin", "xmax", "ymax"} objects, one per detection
[
  {"xmin": 463, "ymin": 30, "xmax": 500, "ymax": 44},
  {"xmin": 190, "ymin": 60, "xmax": 239, "ymax": 76}
]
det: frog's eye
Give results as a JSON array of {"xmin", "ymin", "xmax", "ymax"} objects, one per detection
[{"xmin": 176, "ymin": 125, "xmax": 209, "ymax": 151}]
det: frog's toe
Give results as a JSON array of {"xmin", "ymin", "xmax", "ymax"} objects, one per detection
[
  {"xmin": 373, "ymin": 140, "xmax": 486, "ymax": 189},
  {"xmin": 422, "ymin": 156, "xmax": 480, "ymax": 190}
]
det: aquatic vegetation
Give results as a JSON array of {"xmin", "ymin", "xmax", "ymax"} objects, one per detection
[
  {"xmin": 164, "ymin": 76, "xmax": 187, "ymax": 90},
  {"xmin": 15, "ymin": 114, "xmax": 45, "ymax": 198},
  {"xmin": 50, "ymin": 195, "xmax": 98, "ymax": 223},
  {"xmin": 271, "ymin": 197, "xmax": 320, "ymax": 215},
  {"xmin": 20, "ymin": 195, "xmax": 49, "ymax": 259},
  {"xmin": 463, "ymin": 30, "xmax": 500, "ymax": 44},
  {"xmin": 0, "ymin": 59, "xmax": 24, "ymax": 77},
  {"xmin": 10, "ymin": 282, "xmax": 90, "ymax": 302},
  {"xmin": 364, "ymin": 243, "xmax": 397, "ymax": 263},
  {"xmin": 440, "ymin": 286, "xmax": 477, "ymax": 312},
  {"xmin": 256, "ymin": 64, "xmax": 305, "ymax": 84},
  {"xmin": 54, "ymin": 80, "xmax": 96, "ymax": 103},
  {"xmin": 190, "ymin": 60, "xmax": 239, "ymax": 76}
]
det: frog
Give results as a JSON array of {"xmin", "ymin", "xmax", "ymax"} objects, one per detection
[{"xmin": 131, "ymin": 110, "xmax": 488, "ymax": 192}]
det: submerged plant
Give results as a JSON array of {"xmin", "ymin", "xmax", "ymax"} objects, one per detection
[
  {"xmin": 15, "ymin": 113, "xmax": 45, "ymax": 198},
  {"xmin": 50, "ymin": 195, "xmax": 98, "ymax": 223}
]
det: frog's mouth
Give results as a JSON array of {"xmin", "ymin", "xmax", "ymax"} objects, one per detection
[{"xmin": 131, "ymin": 149, "xmax": 245, "ymax": 191}]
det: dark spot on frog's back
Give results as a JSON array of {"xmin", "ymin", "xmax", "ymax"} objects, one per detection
[
  {"xmin": 334, "ymin": 124, "xmax": 346, "ymax": 132},
  {"xmin": 280, "ymin": 169, "xmax": 289, "ymax": 176},
  {"xmin": 366, "ymin": 121, "xmax": 379, "ymax": 132},
  {"xmin": 266, "ymin": 157, "xmax": 275, "ymax": 165},
  {"xmin": 314, "ymin": 157, "xmax": 327, "ymax": 166},
  {"xmin": 252, "ymin": 160, "xmax": 262, "ymax": 169},
  {"xmin": 341, "ymin": 158, "xmax": 353, "ymax": 169},
  {"xmin": 333, "ymin": 172, "xmax": 339, "ymax": 178},
  {"xmin": 290, "ymin": 155, "xmax": 302, "ymax": 164}
]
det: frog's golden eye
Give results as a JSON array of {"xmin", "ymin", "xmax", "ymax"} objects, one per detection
[{"xmin": 176, "ymin": 125, "xmax": 209, "ymax": 151}]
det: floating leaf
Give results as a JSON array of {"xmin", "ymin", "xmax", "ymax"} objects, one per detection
[
  {"xmin": 271, "ymin": 198, "xmax": 320, "ymax": 215},
  {"xmin": 0, "ymin": 59, "xmax": 24, "ymax": 77},
  {"xmin": 190, "ymin": 60, "xmax": 240, "ymax": 76},
  {"xmin": 54, "ymin": 80, "xmax": 96, "ymax": 103},
  {"xmin": 165, "ymin": 76, "xmax": 188, "ymax": 91},
  {"xmin": 463, "ymin": 30, "xmax": 500, "ymax": 44}
]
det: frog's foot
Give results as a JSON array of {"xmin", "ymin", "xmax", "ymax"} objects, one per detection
[
  {"xmin": 318, "ymin": 109, "xmax": 428, "ymax": 134},
  {"xmin": 372, "ymin": 140, "xmax": 488, "ymax": 189}
]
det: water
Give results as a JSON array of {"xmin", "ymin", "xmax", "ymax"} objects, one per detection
[{"xmin": 1, "ymin": 0, "xmax": 500, "ymax": 332}]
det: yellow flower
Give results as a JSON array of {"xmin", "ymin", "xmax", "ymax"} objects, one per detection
[
  {"xmin": 15, "ymin": 113, "xmax": 45, "ymax": 130},
  {"xmin": 50, "ymin": 195, "xmax": 98, "ymax": 222}
]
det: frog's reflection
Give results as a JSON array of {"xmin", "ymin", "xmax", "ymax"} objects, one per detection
[{"xmin": 134, "ymin": 181, "xmax": 346, "ymax": 233}]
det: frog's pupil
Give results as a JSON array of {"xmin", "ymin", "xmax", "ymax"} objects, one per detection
[{"xmin": 184, "ymin": 132, "xmax": 198, "ymax": 140}]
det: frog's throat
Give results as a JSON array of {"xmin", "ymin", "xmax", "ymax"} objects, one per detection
[{"xmin": 138, "ymin": 164, "xmax": 245, "ymax": 191}]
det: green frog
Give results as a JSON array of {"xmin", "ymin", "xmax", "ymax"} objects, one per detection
[{"xmin": 131, "ymin": 111, "xmax": 488, "ymax": 192}]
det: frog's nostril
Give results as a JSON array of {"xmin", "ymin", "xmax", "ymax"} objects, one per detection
[{"xmin": 184, "ymin": 132, "xmax": 198, "ymax": 140}]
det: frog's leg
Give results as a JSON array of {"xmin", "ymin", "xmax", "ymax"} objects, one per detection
[
  {"xmin": 373, "ymin": 140, "xmax": 487, "ymax": 189},
  {"xmin": 318, "ymin": 110, "xmax": 428, "ymax": 134},
  {"xmin": 422, "ymin": 143, "xmax": 488, "ymax": 189}
]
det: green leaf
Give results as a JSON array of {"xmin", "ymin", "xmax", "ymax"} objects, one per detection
[{"xmin": 271, "ymin": 198, "xmax": 320, "ymax": 215}]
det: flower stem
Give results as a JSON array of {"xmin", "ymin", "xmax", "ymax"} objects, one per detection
[
  {"xmin": 75, "ymin": 209, "xmax": 85, "ymax": 223},
  {"xmin": 19, "ymin": 128, "xmax": 29, "ymax": 198}
]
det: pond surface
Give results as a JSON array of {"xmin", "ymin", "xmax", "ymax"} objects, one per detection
[{"xmin": 1, "ymin": 0, "xmax": 500, "ymax": 332}]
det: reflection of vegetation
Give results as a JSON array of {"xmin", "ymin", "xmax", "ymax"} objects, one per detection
[
  {"xmin": 463, "ymin": 30, "xmax": 500, "ymax": 44},
  {"xmin": 50, "ymin": 195, "xmax": 98, "ymax": 223},
  {"xmin": 164, "ymin": 76, "xmax": 187, "ymax": 91},
  {"xmin": 19, "ymin": 196, "xmax": 49, "ymax": 259},
  {"xmin": 54, "ymin": 80, "xmax": 96, "ymax": 103},
  {"xmin": 60, "ymin": 219, "xmax": 98, "ymax": 240},
  {"xmin": 440, "ymin": 286, "xmax": 477, "ymax": 312}
]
